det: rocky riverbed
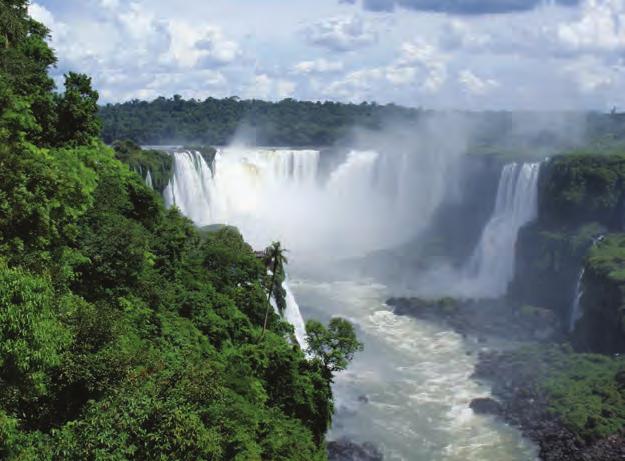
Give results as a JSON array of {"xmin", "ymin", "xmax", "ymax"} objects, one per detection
[
  {"xmin": 472, "ymin": 349, "xmax": 625, "ymax": 461},
  {"xmin": 386, "ymin": 296, "xmax": 561, "ymax": 343}
]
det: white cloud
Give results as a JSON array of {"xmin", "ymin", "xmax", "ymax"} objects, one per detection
[
  {"xmin": 167, "ymin": 22, "xmax": 241, "ymax": 69},
  {"xmin": 398, "ymin": 40, "xmax": 448, "ymax": 92},
  {"xmin": 28, "ymin": 3, "xmax": 68, "ymax": 44},
  {"xmin": 293, "ymin": 59, "xmax": 344, "ymax": 74},
  {"xmin": 247, "ymin": 74, "xmax": 296, "ymax": 100},
  {"xmin": 28, "ymin": 0, "xmax": 625, "ymax": 109},
  {"xmin": 304, "ymin": 15, "xmax": 378, "ymax": 52},
  {"xmin": 322, "ymin": 38, "xmax": 448, "ymax": 101},
  {"xmin": 458, "ymin": 69, "xmax": 499, "ymax": 94},
  {"xmin": 558, "ymin": 0, "xmax": 625, "ymax": 51},
  {"xmin": 439, "ymin": 20, "xmax": 492, "ymax": 51},
  {"xmin": 563, "ymin": 56, "xmax": 619, "ymax": 92}
]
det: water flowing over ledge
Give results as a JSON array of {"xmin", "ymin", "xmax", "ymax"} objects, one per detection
[{"xmin": 463, "ymin": 162, "xmax": 541, "ymax": 298}]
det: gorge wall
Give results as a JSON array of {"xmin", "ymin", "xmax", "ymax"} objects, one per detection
[{"xmin": 510, "ymin": 152, "xmax": 625, "ymax": 353}]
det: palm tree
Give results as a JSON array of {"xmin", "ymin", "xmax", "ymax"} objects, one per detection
[{"xmin": 259, "ymin": 241, "xmax": 288, "ymax": 341}]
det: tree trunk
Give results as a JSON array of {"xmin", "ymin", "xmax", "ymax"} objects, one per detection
[{"xmin": 259, "ymin": 257, "xmax": 278, "ymax": 342}]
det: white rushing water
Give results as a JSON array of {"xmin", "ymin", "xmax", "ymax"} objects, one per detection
[
  {"xmin": 292, "ymin": 277, "xmax": 537, "ymax": 461},
  {"xmin": 163, "ymin": 146, "xmax": 459, "ymax": 258},
  {"xmin": 268, "ymin": 277, "xmax": 308, "ymax": 350},
  {"xmin": 462, "ymin": 162, "xmax": 541, "ymax": 298},
  {"xmin": 145, "ymin": 169, "xmax": 153, "ymax": 189},
  {"xmin": 283, "ymin": 279, "xmax": 309, "ymax": 350},
  {"xmin": 569, "ymin": 268, "xmax": 586, "ymax": 333}
]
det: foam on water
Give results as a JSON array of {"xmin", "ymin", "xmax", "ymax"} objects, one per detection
[{"xmin": 292, "ymin": 278, "xmax": 537, "ymax": 461}]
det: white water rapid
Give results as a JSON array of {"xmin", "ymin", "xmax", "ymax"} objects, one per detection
[
  {"xmin": 160, "ymin": 145, "xmax": 537, "ymax": 460},
  {"xmin": 462, "ymin": 162, "xmax": 541, "ymax": 298},
  {"xmin": 293, "ymin": 278, "xmax": 537, "ymax": 460}
]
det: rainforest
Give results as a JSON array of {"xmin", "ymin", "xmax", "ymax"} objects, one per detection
[{"xmin": 4, "ymin": 1, "xmax": 625, "ymax": 460}]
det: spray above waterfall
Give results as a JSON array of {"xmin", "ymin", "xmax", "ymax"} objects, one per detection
[{"xmin": 162, "ymin": 120, "xmax": 467, "ymax": 260}]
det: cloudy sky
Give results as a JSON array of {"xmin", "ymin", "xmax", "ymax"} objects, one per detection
[{"xmin": 29, "ymin": 0, "xmax": 625, "ymax": 110}]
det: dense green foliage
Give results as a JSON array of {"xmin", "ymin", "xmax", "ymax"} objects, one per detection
[
  {"xmin": 306, "ymin": 318, "xmax": 363, "ymax": 375},
  {"xmin": 99, "ymin": 95, "xmax": 625, "ymax": 151},
  {"xmin": 99, "ymin": 96, "xmax": 420, "ymax": 146},
  {"xmin": 588, "ymin": 234, "xmax": 625, "ymax": 283},
  {"xmin": 539, "ymin": 151, "xmax": 625, "ymax": 228},
  {"xmin": 571, "ymin": 234, "xmax": 625, "ymax": 353},
  {"xmin": 0, "ymin": 3, "xmax": 360, "ymax": 459},
  {"xmin": 494, "ymin": 346, "xmax": 625, "ymax": 441},
  {"xmin": 112, "ymin": 140, "xmax": 173, "ymax": 192}
]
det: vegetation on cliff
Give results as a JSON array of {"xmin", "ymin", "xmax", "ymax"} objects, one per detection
[
  {"xmin": 572, "ymin": 234, "xmax": 625, "ymax": 353},
  {"xmin": 112, "ymin": 139, "xmax": 173, "ymax": 192},
  {"xmin": 0, "ymin": 2, "xmax": 360, "ymax": 459},
  {"xmin": 539, "ymin": 151, "xmax": 625, "ymax": 229},
  {"xmin": 476, "ymin": 346, "xmax": 625, "ymax": 444}
]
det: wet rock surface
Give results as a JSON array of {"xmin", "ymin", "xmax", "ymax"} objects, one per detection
[
  {"xmin": 386, "ymin": 296, "xmax": 561, "ymax": 343},
  {"xmin": 469, "ymin": 397, "xmax": 502, "ymax": 416},
  {"xmin": 327, "ymin": 439, "xmax": 384, "ymax": 461}
]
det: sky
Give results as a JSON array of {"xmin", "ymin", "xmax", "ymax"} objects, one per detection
[{"xmin": 28, "ymin": 0, "xmax": 625, "ymax": 110}]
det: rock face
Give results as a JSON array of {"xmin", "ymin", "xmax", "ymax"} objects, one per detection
[
  {"xmin": 327, "ymin": 439, "xmax": 383, "ymax": 461},
  {"xmin": 508, "ymin": 221, "xmax": 605, "ymax": 322},
  {"xmin": 573, "ymin": 234, "xmax": 625, "ymax": 354},
  {"xmin": 509, "ymin": 153, "xmax": 625, "ymax": 352},
  {"xmin": 469, "ymin": 397, "xmax": 502, "ymax": 416},
  {"xmin": 386, "ymin": 297, "xmax": 559, "ymax": 342}
]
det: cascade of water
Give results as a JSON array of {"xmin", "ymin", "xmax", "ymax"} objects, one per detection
[
  {"xmin": 463, "ymin": 162, "xmax": 541, "ymax": 298},
  {"xmin": 163, "ymin": 150, "xmax": 216, "ymax": 226},
  {"xmin": 145, "ymin": 170, "xmax": 153, "ymax": 189},
  {"xmin": 568, "ymin": 234, "xmax": 604, "ymax": 332},
  {"xmin": 268, "ymin": 274, "xmax": 308, "ymax": 351},
  {"xmin": 569, "ymin": 268, "xmax": 586, "ymax": 333},
  {"xmin": 325, "ymin": 150, "xmax": 378, "ymax": 197},
  {"xmin": 282, "ymin": 279, "xmax": 308, "ymax": 351}
]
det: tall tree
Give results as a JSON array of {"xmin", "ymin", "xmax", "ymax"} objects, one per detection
[
  {"xmin": 260, "ymin": 241, "xmax": 288, "ymax": 340},
  {"xmin": 56, "ymin": 72, "xmax": 101, "ymax": 146},
  {"xmin": 306, "ymin": 318, "xmax": 363, "ymax": 379}
]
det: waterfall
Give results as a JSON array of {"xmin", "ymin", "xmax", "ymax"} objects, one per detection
[
  {"xmin": 145, "ymin": 170, "xmax": 153, "ymax": 189},
  {"xmin": 569, "ymin": 268, "xmax": 585, "ymax": 333},
  {"xmin": 463, "ymin": 162, "xmax": 541, "ymax": 298},
  {"xmin": 267, "ymin": 278, "xmax": 308, "ymax": 351},
  {"xmin": 326, "ymin": 150, "xmax": 378, "ymax": 197},
  {"xmin": 283, "ymin": 279, "xmax": 308, "ymax": 351},
  {"xmin": 568, "ymin": 234, "xmax": 603, "ymax": 333},
  {"xmin": 163, "ymin": 150, "xmax": 216, "ymax": 226}
]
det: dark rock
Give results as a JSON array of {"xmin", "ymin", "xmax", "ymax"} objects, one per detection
[
  {"xmin": 470, "ymin": 397, "xmax": 502, "ymax": 415},
  {"xmin": 327, "ymin": 439, "xmax": 383, "ymax": 461},
  {"xmin": 358, "ymin": 394, "xmax": 369, "ymax": 404},
  {"xmin": 386, "ymin": 296, "xmax": 558, "ymax": 343},
  {"xmin": 472, "ymin": 349, "xmax": 625, "ymax": 461}
]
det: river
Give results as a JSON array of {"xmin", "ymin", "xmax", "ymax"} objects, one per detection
[{"xmin": 292, "ymin": 276, "xmax": 538, "ymax": 461}]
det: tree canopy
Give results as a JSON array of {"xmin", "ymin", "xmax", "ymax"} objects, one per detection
[{"xmin": 0, "ymin": 2, "xmax": 360, "ymax": 459}]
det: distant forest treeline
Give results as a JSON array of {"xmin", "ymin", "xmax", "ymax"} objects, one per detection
[
  {"xmin": 99, "ymin": 96, "xmax": 420, "ymax": 146},
  {"xmin": 99, "ymin": 95, "xmax": 625, "ymax": 149}
]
